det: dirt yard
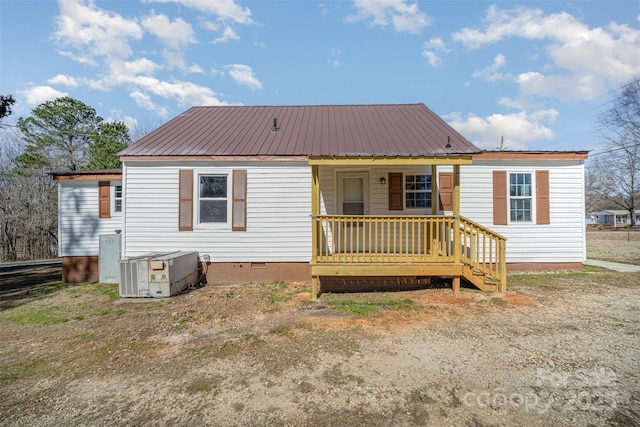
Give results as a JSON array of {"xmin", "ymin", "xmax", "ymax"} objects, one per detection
[
  {"xmin": 587, "ymin": 229, "xmax": 640, "ymax": 265},
  {"xmin": 0, "ymin": 233, "xmax": 638, "ymax": 426}
]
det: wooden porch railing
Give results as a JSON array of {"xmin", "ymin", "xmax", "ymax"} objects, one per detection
[
  {"xmin": 458, "ymin": 216, "xmax": 507, "ymax": 292},
  {"xmin": 311, "ymin": 214, "xmax": 506, "ymax": 292}
]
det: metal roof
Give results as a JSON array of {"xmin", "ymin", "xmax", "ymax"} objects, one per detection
[{"xmin": 120, "ymin": 104, "xmax": 480, "ymax": 158}]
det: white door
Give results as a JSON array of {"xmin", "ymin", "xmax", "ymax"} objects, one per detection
[{"xmin": 337, "ymin": 172, "xmax": 369, "ymax": 252}]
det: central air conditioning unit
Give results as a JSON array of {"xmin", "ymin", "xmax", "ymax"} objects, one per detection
[{"xmin": 119, "ymin": 251, "xmax": 199, "ymax": 298}]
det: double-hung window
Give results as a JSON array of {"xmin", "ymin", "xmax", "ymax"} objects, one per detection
[
  {"xmin": 199, "ymin": 175, "xmax": 228, "ymax": 223},
  {"xmin": 405, "ymin": 175, "xmax": 432, "ymax": 209},
  {"xmin": 114, "ymin": 185, "xmax": 122, "ymax": 213},
  {"xmin": 509, "ymin": 173, "xmax": 532, "ymax": 222}
]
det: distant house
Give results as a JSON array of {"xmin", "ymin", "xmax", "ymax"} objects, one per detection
[
  {"xmin": 53, "ymin": 104, "xmax": 589, "ymax": 297},
  {"xmin": 592, "ymin": 210, "xmax": 639, "ymax": 227}
]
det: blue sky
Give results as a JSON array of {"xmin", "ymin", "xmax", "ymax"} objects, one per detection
[{"xmin": 1, "ymin": 0, "xmax": 639, "ymax": 153}]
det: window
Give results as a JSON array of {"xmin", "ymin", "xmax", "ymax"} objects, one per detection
[
  {"xmin": 509, "ymin": 173, "xmax": 532, "ymax": 222},
  {"xmin": 199, "ymin": 175, "xmax": 228, "ymax": 223},
  {"xmin": 114, "ymin": 185, "xmax": 122, "ymax": 213},
  {"xmin": 405, "ymin": 175, "xmax": 431, "ymax": 209}
]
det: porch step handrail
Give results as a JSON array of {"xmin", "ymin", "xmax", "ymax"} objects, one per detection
[{"xmin": 458, "ymin": 216, "xmax": 507, "ymax": 292}]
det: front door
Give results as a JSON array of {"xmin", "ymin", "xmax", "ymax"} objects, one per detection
[{"xmin": 337, "ymin": 172, "xmax": 369, "ymax": 253}]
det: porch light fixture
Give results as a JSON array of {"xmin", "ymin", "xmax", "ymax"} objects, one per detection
[{"xmin": 379, "ymin": 177, "xmax": 386, "ymax": 185}]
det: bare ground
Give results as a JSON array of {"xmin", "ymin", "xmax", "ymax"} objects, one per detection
[
  {"xmin": 0, "ymin": 233, "xmax": 639, "ymax": 426},
  {"xmin": 587, "ymin": 229, "xmax": 640, "ymax": 265}
]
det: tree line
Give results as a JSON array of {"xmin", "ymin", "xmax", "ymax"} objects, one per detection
[{"xmin": 0, "ymin": 96, "xmax": 129, "ymax": 261}]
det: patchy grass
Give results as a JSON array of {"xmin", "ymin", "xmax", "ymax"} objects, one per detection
[
  {"xmin": 184, "ymin": 374, "xmax": 223, "ymax": 394},
  {"xmin": 2, "ymin": 305, "xmax": 73, "ymax": 325},
  {"xmin": 0, "ymin": 282, "xmax": 127, "ymax": 325},
  {"xmin": 324, "ymin": 294, "xmax": 419, "ymax": 316},
  {"xmin": 322, "ymin": 364, "xmax": 364, "ymax": 386}
]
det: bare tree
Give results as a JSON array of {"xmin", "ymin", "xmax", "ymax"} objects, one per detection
[
  {"xmin": 594, "ymin": 79, "xmax": 640, "ymax": 226},
  {"xmin": 0, "ymin": 131, "xmax": 57, "ymax": 261}
]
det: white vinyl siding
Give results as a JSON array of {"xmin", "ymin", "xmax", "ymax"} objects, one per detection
[
  {"xmin": 319, "ymin": 166, "xmax": 435, "ymax": 216},
  {"xmin": 123, "ymin": 161, "xmax": 311, "ymax": 262},
  {"xmin": 58, "ymin": 180, "xmax": 122, "ymax": 257},
  {"xmin": 459, "ymin": 160, "xmax": 586, "ymax": 264}
]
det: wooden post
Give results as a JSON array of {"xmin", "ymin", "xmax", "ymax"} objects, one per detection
[
  {"xmin": 452, "ymin": 276, "xmax": 460, "ymax": 294},
  {"xmin": 310, "ymin": 165, "xmax": 320, "ymax": 300},
  {"xmin": 499, "ymin": 240, "xmax": 507, "ymax": 293},
  {"xmin": 453, "ymin": 165, "xmax": 461, "ymax": 264},
  {"xmin": 431, "ymin": 164, "xmax": 437, "ymax": 215}
]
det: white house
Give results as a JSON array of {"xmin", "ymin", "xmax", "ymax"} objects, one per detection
[
  {"xmin": 53, "ymin": 104, "xmax": 588, "ymax": 296},
  {"xmin": 592, "ymin": 210, "xmax": 639, "ymax": 227}
]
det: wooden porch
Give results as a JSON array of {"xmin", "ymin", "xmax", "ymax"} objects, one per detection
[
  {"xmin": 310, "ymin": 214, "xmax": 506, "ymax": 296},
  {"xmin": 308, "ymin": 159, "xmax": 507, "ymax": 299}
]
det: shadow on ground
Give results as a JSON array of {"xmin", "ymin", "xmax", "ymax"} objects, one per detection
[{"xmin": 0, "ymin": 267, "xmax": 64, "ymax": 310}]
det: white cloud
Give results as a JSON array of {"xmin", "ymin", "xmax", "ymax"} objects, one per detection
[
  {"xmin": 211, "ymin": 68, "xmax": 225, "ymax": 77},
  {"xmin": 472, "ymin": 53, "xmax": 508, "ymax": 82},
  {"xmin": 422, "ymin": 51, "xmax": 441, "ymax": 68},
  {"xmin": 328, "ymin": 59, "xmax": 341, "ymax": 67},
  {"xmin": 452, "ymin": 5, "xmax": 640, "ymax": 100},
  {"xmin": 347, "ymin": 0, "xmax": 430, "ymax": 34},
  {"xmin": 225, "ymin": 64, "xmax": 262, "ymax": 90},
  {"xmin": 142, "ymin": 13, "xmax": 195, "ymax": 50},
  {"xmin": 21, "ymin": 85, "xmax": 68, "ymax": 106},
  {"xmin": 211, "ymin": 26, "xmax": 240, "ymax": 44},
  {"xmin": 146, "ymin": 0, "xmax": 253, "ymax": 24},
  {"xmin": 445, "ymin": 109, "xmax": 558, "ymax": 150},
  {"xmin": 48, "ymin": 74, "xmax": 80, "ymax": 87},
  {"xmin": 187, "ymin": 64, "xmax": 204, "ymax": 74},
  {"xmin": 422, "ymin": 37, "xmax": 450, "ymax": 67},
  {"xmin": 54, "ymin": 0, "xmax": 143, "ymax": 62}
]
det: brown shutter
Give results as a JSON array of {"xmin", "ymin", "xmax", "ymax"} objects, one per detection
[
  {"xmin": 536, "ymin": 170, "xmax": 550, "ymax": 224},
  {"xmin": 98, "ymin": 181, "xmax": 111, "ymax": 219},
  {"xmin": 178, "ymin": 170, "xmax": 193, "ymax": 231},
  {"xmin": 438, "ymin": 172, "xmax": 453, "ymax": 211},
  {"xmin": 493, "ymin": 171, "xmax": 507, "ymax": 225},
  {"xmin": 232, "ymin": 169, "xmax": 247, "ymax": 231},
  {"xmin": 388, "ymin": 173, "xmax": 403, "ymax": 211}
]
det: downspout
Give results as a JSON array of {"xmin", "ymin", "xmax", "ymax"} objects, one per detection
[
  {"xmin": 580, "ymin": 161, "xmax": 587, "ymax": 263},
  {"xmin": 121, "ymin": 162, "xmax": 127, "ymax": 259}
]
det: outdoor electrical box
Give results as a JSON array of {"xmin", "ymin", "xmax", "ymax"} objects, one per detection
[{"xmin": 99, "ymin": 234, "xmax": 121, "ymax": 283}]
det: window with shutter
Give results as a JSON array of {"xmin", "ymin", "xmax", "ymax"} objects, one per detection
[
  {"xmin": 232, "ymin": 169, "xmax": 247, "ymax": 231},
  {"xmin": 98, "ymin": 181, "xmax": 111, "ymax": 219},
  {"xmin": 388, "ymin": 173, "xmax": 403, "ymax": 211},
  {"xmin": 178, "ymin": 170, "xmax": 193, "ymax": 231}
]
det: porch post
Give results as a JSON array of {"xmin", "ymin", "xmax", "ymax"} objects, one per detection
[
  {"xmin": 310, "ymin": 165, "xmax": 320, "ymax": 300},
  {"xmin": 431, "ymin": 164, "xmax": 437, "ymax": 215},
  {"xmin": 453, "ymin": 164, "xmax": 461, "ymax": 292}
]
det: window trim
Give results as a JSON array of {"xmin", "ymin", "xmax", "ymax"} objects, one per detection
[
  {"xmin": 508, "ymin": 171, "xmax": 534, "ymax": 224},
  {"xmin": 112, "ymin": 183, "xmax": 123, "ymax": 216},
  {"xmin": 197, "ymin": 172, "xmax": 230, "ymax": 226},
  {"xmin": 404, "ymin": 174, "xmax": 432, "ymax": 210}
]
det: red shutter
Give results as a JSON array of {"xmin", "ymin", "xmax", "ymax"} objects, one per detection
[
  {"xmin": 178, "ymin": 170, "xmax": 193, "ymax": 231},
  {"xmin": 439, "ymin": 172, "xmax": 453, "ymax": 211},
  {"xmin": 232, "ymin": 169, "xmax": 247, "ymax": 231},
  {"xmin": 536, "ymin": 170, "xmax": 550, "ymax": 224},
  {"xmin": 98, "ymin": 181, "xmax": 110, "ymax": 219},
  {"xmin": 493, "ymin": 171, "xmax": 507, "ymax": 225},
  {"xmin": 388, "ymin": 173, "xmax": 403, "ymax": 211}
]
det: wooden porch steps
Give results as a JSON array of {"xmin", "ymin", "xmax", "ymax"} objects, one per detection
[{"xmin": 462, "ymin": 264, "xmax": 500, "ymax": 292}]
